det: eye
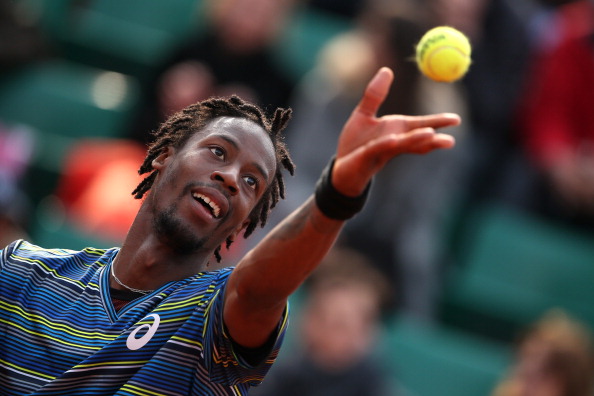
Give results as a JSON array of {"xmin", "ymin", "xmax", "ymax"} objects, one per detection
[
  {"xmin": 243, "ymin": 175, "xmax": 258, "ymax": 190},
  {"xmin": 209, "ymin": 146, "xmax": 225, "ymax": 160}
]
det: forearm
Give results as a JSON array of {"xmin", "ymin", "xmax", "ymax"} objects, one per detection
[
  {"xmin": 223, "ymin": 195, "xmax": 344, "ymax": 347},
  {"xmin": 233, "ymin": 195, "xmax": 343, "ymax": 304}
]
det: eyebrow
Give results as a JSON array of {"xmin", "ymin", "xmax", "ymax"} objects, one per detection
[
  {"xmin": 218, "ymin": 134, "xmax": 271, "ymax": 182},
  {"xmin": 219, "ymin": 134, "xmax": 239, "ymax": 150}
]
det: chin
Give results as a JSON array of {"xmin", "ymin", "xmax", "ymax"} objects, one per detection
[{"xmin": 153, "ymin": 205, "xmax": 208, "ymax": 255}]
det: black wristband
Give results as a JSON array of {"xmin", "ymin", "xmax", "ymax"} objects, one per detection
[{"xmin": 314, "ymin": 157, "xmax": 371, "ymax": 220}]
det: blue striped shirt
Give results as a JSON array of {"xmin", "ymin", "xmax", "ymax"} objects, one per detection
[{"xmin": 0, "ymin": 240, "xmax": 288, "ymax": 395}]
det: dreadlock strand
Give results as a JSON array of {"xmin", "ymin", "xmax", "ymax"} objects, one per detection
[
  {"xmin": 238, "ymin": 103, "xmax": 265, "ymax": 127},
  {"xmin": 281, "ymin": 152, "xmax": 295, "ymax": 176},
  {"xmin": 271, "ymin": 108, "xmax": 292, "ymax": 138},
  {"xmin": 281, "ymin": 108, "xmax": 293, "ymax": 127},
  {"xmin": 259, "ymin": 202, "xmax": 270, "ymax": 228},
  {"xmin": 167, "ymin": 116, "xmax": 195, "ymax": 131},
  {"xmin": 270, "ymin": 108, "xmax": 284, "ymax": 134},
  {"xmin": 275, "ymin": 173, "xmax": 286, "ymax": 201},
  {"xmin": 214, "ymin": 246, "xmax": 222, "ymax": 263},
  {"xmin": 228, "ymin": 95, "xmax": 242, "ymax": 105},
  {"xmin": 244, "ymin": 218, "xmax": 257, "ymax": 239},
  {"xmin": 132, "ymin": 171, "xmax": 158, "ymax": 199}
]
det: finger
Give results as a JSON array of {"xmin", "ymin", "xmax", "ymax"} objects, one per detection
[
  {"xmin": 364, "ymin": 129, "xmax": 455, "ymax": 160},
  {"xmin": 406, "ymin": 134, "xmax": 456, "ymax": 154},
  {"xmin": 356, "ymin": 67, "xmax": 394, "ymax": 117},
  {"xmin": 401, "ymin": 113, "xmax": 462, "ymax": 130}
]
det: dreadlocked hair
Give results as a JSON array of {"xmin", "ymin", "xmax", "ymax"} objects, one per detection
[{"xmin": 132, "ymin": 95, "xmax": 295, "ymax": 262}]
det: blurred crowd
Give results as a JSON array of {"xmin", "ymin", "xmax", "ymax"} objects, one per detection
[{"xmin": 1, "ymin": 0, "xmax": 594, "ymax": 394}]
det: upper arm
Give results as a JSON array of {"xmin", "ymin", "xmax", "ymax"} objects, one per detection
[
  {"xmin": 201, "ymin": 275, "xmax": 289, "ymax": 387},
  {"xmin": 223, "ymin": 266, "xmax": 289, "ymax": 349}
]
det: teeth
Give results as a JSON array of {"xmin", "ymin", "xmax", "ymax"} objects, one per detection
[{"xmin": 192, "ymin": 193, "xmax": 221, "ymax": 218}]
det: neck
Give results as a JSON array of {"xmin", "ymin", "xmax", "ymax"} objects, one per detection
[
  {"xmin": 111, "ymin": 256, "xmax": 154, "ymax": 294},
  {"xmin": 110, "ymin": 211, "xmax": 213, "ymax": 291}
]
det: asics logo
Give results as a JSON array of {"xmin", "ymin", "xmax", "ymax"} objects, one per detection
[{"xmin": 126, "ymin": 314, "xmax": 160, "ymax": 351}]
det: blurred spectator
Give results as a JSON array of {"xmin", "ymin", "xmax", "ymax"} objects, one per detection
[
  {"xmin": 0, "ymin": 123, "xmax": 34, "ymax": 246},
  {"xmin": 251, "ymin": 245, "xmax": 396, "ymax": 396},
  {"xmin": 307, "ymin": 0, "xmax": 366, "ymax": 19},
  {"xmin": 256, "ymin": 7, "xmax": 468, "ymax": 319},
  {"xmin": 0, "ymin": 0, "xmax": 49, "ymax": 245},
  {"xmin": 515, "ymin": 0, "xmax": 594, "ymax": 231},
  {"xmin": 424, "ymin": 0, "xmax": 537, "ymax": 209},
  {"xmin": 0, "ymin": 0, "xmax": 50, "ymax": 76},
  {"xmin": 130, "ymin": 0, "xmax": 297, "ymax": 143},
  {"xmin": 491, "ymin": 310, "xmax": 594, "ymax": 396}
]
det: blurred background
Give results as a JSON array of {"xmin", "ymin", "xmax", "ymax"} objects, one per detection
[{"xmin": 1, "ymin": 0, "xmax": 594, "ymax": 394}]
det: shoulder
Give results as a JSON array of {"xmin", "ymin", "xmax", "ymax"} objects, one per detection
[
  {"xmin": 159, "ymin": 267, "xmax": 235, "ymax": 304},
  {"xmin": 1, "ymin": 239, "xmax": 116, "ymax": 270},
  {"xmin": 193, "ymin": 266, "xmax": 235, "ymax": 284},
  {"xmin": 179, "ymin": 267, "xmax": 235, "ymax": 297}
]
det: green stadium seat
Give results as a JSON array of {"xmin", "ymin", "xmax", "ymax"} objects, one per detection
[
  {"xmin": 12, "ymin": 0, "xmax": 73, "ymax": 39},
  {"xmin": 0, "ymin": 59, "xmax": 140, "ymax": 203},
  {"xmin": 0, "ymin": 60, "xmax": 140, "ymax": 139},
  {"xmin": 30, "ymin": 195, "xmax": 121, "ymax": 251},
  {"xmin": 380, "ymin": 316, "xmax": 511, "ymax": 396},
  {"xmin": 439, "ymin": 202, "xmax": 594, "ymax": 341},
  {"xmin": 272, "ymin": 7, "xmax": 354, "ymax": 83},
  {"xmin": 18, "ymin": 0, "xmax": 205, "ymax": 81}
]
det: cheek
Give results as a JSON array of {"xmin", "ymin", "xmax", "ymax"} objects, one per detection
[
  {"xmin": 158, "ymin": 153, "xmax": 198, "ymax": 191},
  {"xmin": 153, "ymin": 168, "xmax": 178, "ymax": 199},
  {"xmin": 149, "ymin": 164, "xmax": 187, "ymax": 213},
  {"xmin": 229, "ymin": 200, "xmax": 256, "ymax": 236}
]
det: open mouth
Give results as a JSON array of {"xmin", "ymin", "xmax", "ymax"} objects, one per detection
[{"xmin": 192, "ymin": 192, "xmax": 221, "ymax": 218}]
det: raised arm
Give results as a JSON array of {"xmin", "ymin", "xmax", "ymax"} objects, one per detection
[{"xmin": 223, "ymin": 67, "xmax": 461, "ymax": 348}]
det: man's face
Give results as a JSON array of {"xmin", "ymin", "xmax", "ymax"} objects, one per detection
[{"xmin": 148, "ymin": 116, "xmax": 277, "ymax": 255}]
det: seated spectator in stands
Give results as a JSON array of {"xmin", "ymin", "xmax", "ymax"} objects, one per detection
[
  {"xmin": 0, "ymin": 123, "xmax": 33, "ymax": 246},
  {"xmin": 130, "ymin": 0, "xmax": 297, "ymax": 143},
  {"xmin": 492, "ymin": 310, "xmax": 594, "ymax": 396},
  {"xmin": 251, "ymin": 245, "xmax": 395, "ymax": 396},
  {"xmin": 517, "ymin": 0, "xmax": 594, "ymax": 230}
]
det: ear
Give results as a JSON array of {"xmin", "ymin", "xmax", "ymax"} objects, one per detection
[{"xmin": 151, "ymin": 146, "xmax": 174, "ymax": 171}]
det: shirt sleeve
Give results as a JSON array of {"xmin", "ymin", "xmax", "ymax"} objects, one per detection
[
  {"xmin": 202, "ymin": 272, "xmax": 289, "ymax": 387},
  {"xmin": 0, "ymin": 239, "xmax": 23, "ymax": 272}
]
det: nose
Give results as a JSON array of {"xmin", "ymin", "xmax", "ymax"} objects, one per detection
[{"xmin": 211, "ymin": 169, "xmax": 239, "ymax": 195}]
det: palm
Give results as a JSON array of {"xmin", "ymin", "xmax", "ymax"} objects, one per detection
[{"xmin": 332, "ymin": 67, "xmax": 460, "ymax": 196}]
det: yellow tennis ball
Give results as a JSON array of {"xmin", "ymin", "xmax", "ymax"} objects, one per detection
[{"xmin": 416, "ymin": 26, "xmax": 472, "ymax": 83}]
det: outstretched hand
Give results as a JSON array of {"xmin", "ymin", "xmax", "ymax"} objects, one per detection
[{"xmin": 332, "ymin": 67, "xmax": 461, "ymax": 197}]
